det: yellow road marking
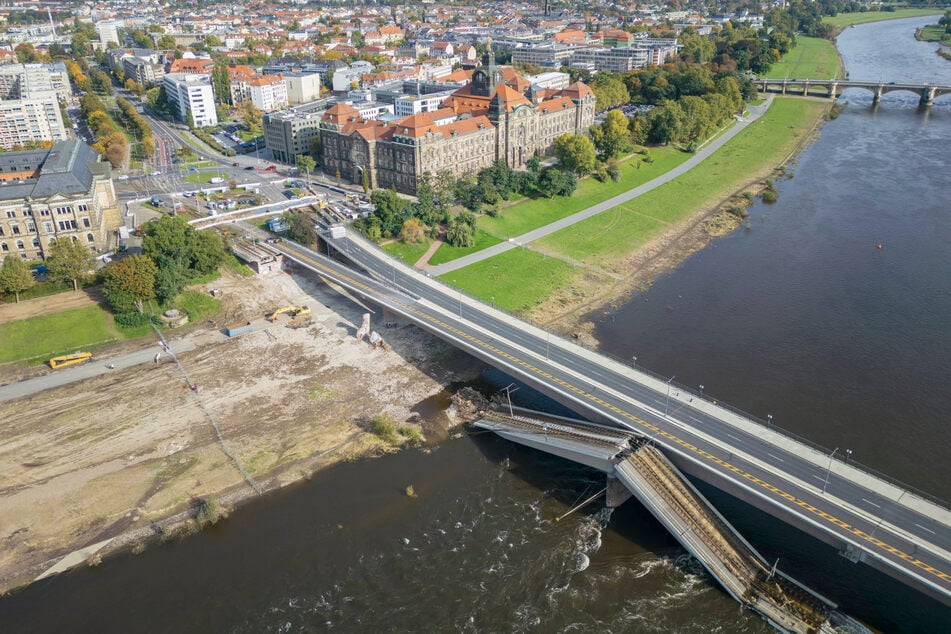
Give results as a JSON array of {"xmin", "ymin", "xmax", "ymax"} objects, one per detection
[{"xmin": 284, "ymin": 244, "xmax": 951, "ymax": 587}]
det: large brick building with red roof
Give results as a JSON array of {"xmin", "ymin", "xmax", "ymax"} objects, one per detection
[{"xmin": 319, "ymin": 47, "xmax": 595, "ymax": 195}]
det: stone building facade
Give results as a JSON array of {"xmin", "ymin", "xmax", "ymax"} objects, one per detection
[
  {"xmin": 319, "ymin": 49, "xmax": 596, "ymax": 195},
  {"xmin": 0, "ymin": 140, "xmax": 120, "ymax": 261}
]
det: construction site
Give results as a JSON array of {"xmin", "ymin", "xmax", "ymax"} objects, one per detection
[{"xmin": 0, "ymin": 265, "xmax": 483, "ymax": 595}]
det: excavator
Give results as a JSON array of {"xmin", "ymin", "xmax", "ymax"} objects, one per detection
[{"xmin": 267, "ymin": 305, "xmax": 311, "ymax": 323}]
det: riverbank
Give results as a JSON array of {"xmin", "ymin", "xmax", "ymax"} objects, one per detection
[{"xmin": 0, "ymin": 267, "xmax": 482, "ymax": 596}]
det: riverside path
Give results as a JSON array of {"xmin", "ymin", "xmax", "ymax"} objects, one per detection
[{"xmin": 428, "ymin": 98, "xmax": 774, "ymax": 275}]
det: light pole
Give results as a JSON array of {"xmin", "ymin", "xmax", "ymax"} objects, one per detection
[
  {"xmin": 664, "ymin": 375, "xmax": 675, "ymax": 416},
  {"xmin": 822, "ymin": 447, "xmax": 838, "ymax": 494},
  {"xmin": 632, "ymin": 355, "xmax": 637, "ymax": 371},
  {"xmin": 767, "ymin": 414, "xmax": 773, "ymax": 429},
  {"xmin": 699, "ymin": 384, "xmax": 704, "ymax": 399},
  {"xmin": 845, "ymin": 448, "xmax": 852, "ymax": 466}
]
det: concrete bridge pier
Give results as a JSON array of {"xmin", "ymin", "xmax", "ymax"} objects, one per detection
[
  {"xmin": 872, "ymin": 85, "xmax": 883, "ymax": 104},
  {"xmin": 803, "ymin": 81, "xmax": 810, "ymax": 97},
  {"xmin": 920, "ymin": 86, "xmax": 936, "ymax": 106},
  {"xmin": 606, "ymin": 474, "xmax": 633, "ymax": 508},
  {"xmin": 830, "ymin": 82, "xmax": 839, "ymax": 100}
]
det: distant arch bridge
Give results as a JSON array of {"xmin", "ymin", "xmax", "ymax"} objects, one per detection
[{"xmin": 755, "ymin": 78, "xmax": 951, "ymax": 106}]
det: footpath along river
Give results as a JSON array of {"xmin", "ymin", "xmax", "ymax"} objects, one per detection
[{"xmin": 1, "ymin": 17, "xmax": 950, "ymax": 634}]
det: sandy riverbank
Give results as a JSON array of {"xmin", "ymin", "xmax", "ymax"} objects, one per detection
[
  {"xmin": 527, "ymin": 100, "xmax": 832, "ymax": 346},
  {"xmin": 0, "ymin": 266, "xmax": 483, "ymax": 595}
]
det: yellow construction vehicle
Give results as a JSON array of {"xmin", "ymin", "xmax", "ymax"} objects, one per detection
[
  {"xmin": 49, "ymin": 352, "xmax": 92, "ymax": 369},
  {"xmin": 267, "ymin": 305, "xmax": 310, "ymax": 322}
]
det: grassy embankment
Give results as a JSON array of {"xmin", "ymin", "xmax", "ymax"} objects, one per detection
[
  {"xmin": 764, "ymin": 36, "xmax": 844, "ymax": 80},
  {"xmin": 916, "ymin": 24, "xmax": 951, "ymax": 45},
  {"xmin": 0, "ymin": 287, "xmax": 225, "ymax": 365},
  {"xmin": 442, "ymin": 98, "xmax": 829, "ymax": 313},
  {"xmin": 823, "ymin": 8, "xmax": 943, "ymax": 29}
]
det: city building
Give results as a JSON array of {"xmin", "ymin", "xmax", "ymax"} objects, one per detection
[
  {"xmin": 284, "ymin": 71, "xmax": 321, "ymax": 105},
  {"xmin": 249, "ymin": 74, "xmax": 288, "ymax": 112},
  {"xmin": 163, "ymin": 73, "xmax": 218, "ymax": 128},
  {"xmin": 320, "ymin": 48, "xmax": 595, "ymax": 195},
  {"xmin": 263, "ymin": 99, "xmax": 329, "ymax": 164},
  {"xmin": 96, "ymin": 20, "xmax": 121, "ymax": 47},
  {"xmin": 0, "ymin": 139, "xmax": 120, "ymax": 260},
  {"xmin": 0, "ymin": 64, "xmax": 67, "ymax": 150},
  {"xmin": 393, "ymin": 91, "xmax": 454, "ymax": 117}
]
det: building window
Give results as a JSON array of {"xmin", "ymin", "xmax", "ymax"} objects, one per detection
[
  {"xmin": 71, "ymin": 236, "xmax": 78, "ymax": 242},
  {"xmin": 0, "ymin": 242, "xmax": 6, "ymax": 251},
  {"xmin": 82, "ymin": 217, "xmax": 90, "ymax": 228},
  {"xmin": 78, "ymin": 204, "xmax": 88, "ymax": 212},
  {"xmin": 5, "ymin": 211, "xmax": 14, "ymax": 218},
  {"xmin": 86, "ymin": 233, "xmax": 95, "ymax": 243},
  {"xmin": 40, "ymin": 209, "xmax": 49, "ymax": 216},
  {"xmin": 16, "ymin": 240, "xmax": 24, "ymax": 249},
  {"xmin": 11, "ymin": 223, "xmax": 19, "ymax": 234},
  {"xmin": 26, "ymin": 222, "xmax": 34, "ymax": 232},
  {"xmin": 43, "ymin": 222, "xmax": 52, "ymax": 232},
  {"xmin": 32, "ymin": 238, "xmax": 39, "ymax": 247}
]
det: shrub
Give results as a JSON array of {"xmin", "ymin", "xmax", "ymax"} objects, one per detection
[
  {"xmin": 398, "ymin": 426, "xmax": 425, "ymax": 447},
  {"xmin": 607, "ymin": 166, "xmax": 622, "ymax": 182},
  {"xmin": 369, "ymin": 414, "xmax": 399, "ymax": 445},
  {"xmin": 761, "ymin": 189, "xmax": 778, "ymax": 203},
  {"xmin": 196, "ymin": 496, "xmax": 223, "ymax": 527},
  {"xmin": 114, "ymin": 312, "xmax": 152, "ymax": 327}
]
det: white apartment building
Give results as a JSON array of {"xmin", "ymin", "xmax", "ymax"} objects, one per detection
[
  {"xmin": 249, "ymin": 74, "xmax": 288, "ymax": 112},
  {"xmin": 96, "ymin": 21, "xmax": 121, "ymax": 47},
  {"xmin": 0, "ymin": 97, "xmax": 67, "ymax": 150},
  {"xmin": 163, "ymin": 73, "xmax": 218, "ymax": 128}
]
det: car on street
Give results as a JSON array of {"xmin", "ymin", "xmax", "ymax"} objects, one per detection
[
  {"xmin": 244, "ymin": 166, "xmax": 255, "ymax": 170},
  {"xmin": 150, "ymin": 170, "xmax": 161, "ymax": 176},
  {"xmin": 233, "ymin": 162, "xmax": 240, "ymax": 167},
  {"xmin": 117, "ymin": 175, "xmax": 130, "ymax": 180}
]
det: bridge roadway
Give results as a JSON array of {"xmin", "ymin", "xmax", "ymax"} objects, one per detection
[
  {"xmin": 263, "ymin": 229, "xmax": 951, "ymax": 606},
  {"xmin": 754, "ymin": 78, "xmax": 951, "ymax": 105}
]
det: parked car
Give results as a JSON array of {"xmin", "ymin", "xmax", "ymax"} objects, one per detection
[
  {"xmin": 244, "ymin": 166, "xmax": 255, "ymax": 170},
  {"xmin": 233, "ymin": 162, "xmax": 240, "ymax": 167},
  {"xmin": 150, "ymin": 170, "xmax": 161, "ymax": 176},
  {"xmin": 117, "ymin": 174, "xmax": 130, "ymax": 180}
]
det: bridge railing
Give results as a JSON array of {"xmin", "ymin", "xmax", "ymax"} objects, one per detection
[{"xmin": 337, "ymin": 232, "xmax": 949, "ymax": 511}]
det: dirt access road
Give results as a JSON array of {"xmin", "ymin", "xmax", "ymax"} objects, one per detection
[{"xmin": 0, "ymin": 266, "xmax": 482, "ymax": 594}]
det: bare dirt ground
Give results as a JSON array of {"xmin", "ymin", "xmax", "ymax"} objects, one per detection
[{"xmin": 0, "ymin": 266, "xmax": 482, "ymax": 594}]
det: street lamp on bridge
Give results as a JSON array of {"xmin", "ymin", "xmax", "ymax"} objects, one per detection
[
  {"xmin": 822, "ymin": 447, "xmax": 838, "ymax": 494},
  {"xmin": 664, "ymin": 375, "xmax": 675, "ymax": 416}
]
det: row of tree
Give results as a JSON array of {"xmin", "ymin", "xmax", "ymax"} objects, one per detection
[
  {"xmin": 116, "ymin": 97, "xmax": 156, "ymax": 159},
  {"xmin": 0, "ymin": 238, "xmax": 95, "ymax": 302},
  {"xmin": 79, "ymin": 93, "xmax": 127, "ymax": 168}
]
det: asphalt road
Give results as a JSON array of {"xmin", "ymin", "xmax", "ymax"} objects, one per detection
[{"xmin": 269, "ymin": 231, "xmax": 951, "ymax": 605}]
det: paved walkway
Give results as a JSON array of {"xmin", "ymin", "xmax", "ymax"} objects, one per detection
[
  {"xmin": 0, "ymin": 339, "xmax": 196, "ymax": 402},
  {"xmin": 428, "ymin": 98, "xmax": 774, "ymax": 275}
]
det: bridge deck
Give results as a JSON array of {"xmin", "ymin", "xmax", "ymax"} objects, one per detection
[{"xmin": 245, "ymin": 226, "xmax": 951, "ymax": 607}]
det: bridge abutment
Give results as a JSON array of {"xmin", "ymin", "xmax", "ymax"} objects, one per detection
[{"xmin": 920, "ymin": 87, "xmax": 936, "ymax": 106}]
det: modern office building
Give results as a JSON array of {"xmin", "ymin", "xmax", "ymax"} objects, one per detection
[{"xmin": 163, "ymin": 73, "xmax": 218, "ymax": 128}]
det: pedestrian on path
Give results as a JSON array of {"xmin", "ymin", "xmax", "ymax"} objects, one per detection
[{"xmin": 154, "ymin": 353, "xmax": 161, "ymax": 364}]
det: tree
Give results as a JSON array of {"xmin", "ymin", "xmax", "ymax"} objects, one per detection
[
  {"xmin": 590, "ymin": 109, "xmax": 629, "ymax": 160},
  {"xmin": 0, "ymin": 255, "xmax": 34, "ymax": 302},
  {"xmin": 362, "ymin": 168, "xmax": 370, "ymax": 194},
  {"xmin": 143, "ymin": 215, "xmax": 223, "ymax": 287},
  {"xmin": 296, "ymin": 154, "xmax": 316, "ymax": 182},
  {"xmin": 648, "ymin": 102, "xmax": 686, "ymax": 145},
  {"xmin": 45, "ymin": 238, "xmax": 91, "ymax": 291},
  {"xmin": 71, "ymin": 33, "xmax": 91, "ymax": 57},
  {"xmin": 242, "ymin": 102, "xmax": 263, "ymax": 131},
  {"xmin": 444, "ymin": 215, "xmax": 474, "ymax": 248},
  {"xmin": 286, "ymin": 211, "xmax": 317, "ymax": 247},
  {"xmin": 103, "ymin": 255, "xmax": 157, "ymax": 313},
  {"xmin": 140, "ymin": 135, "xmax": 156, "ymax": 159},
  {"xmin": 15, "ymin": 43, "xmax": 37, "ymax": 63},
  {"xmin": 399, "ymin": 218, "xmax": 425, "ymax": 244},
  {"xmin": 553, "ymin": 134, "xmax": 596, "ymax": 176},
  {"xmin": 310, "ymin": 136, "xmax": 321, "ymax": 162},
  {"xmin": 212, "ymin": 64, "xmax": 232, "ymax": 105}
]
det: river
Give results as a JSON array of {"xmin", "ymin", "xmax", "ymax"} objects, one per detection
[{"xmin": 2, "ymin": 17, "xmax": 950, "ymax": 634}]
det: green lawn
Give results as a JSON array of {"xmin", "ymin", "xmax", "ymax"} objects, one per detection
[
  {"xmin": 765, "ymin": 36, "xmax": 842, "ymax": 80},
  {"xmin": 428, "ymin": 230, "xmax": 503, "ymax": 265},
  {"xmin": 917, "ymin": 24, "xmax": 951, "ymax": 44},
  {"xmin": 166, "ymin": 290, "xmax": 220, "ymax": 322},
  {"xmin": 476, "ymin": 146, "xmax": 690, "ymax": 241},
  {"xmin": 823, "ymin": 8, "xmax": 943, "ymax": 28},
  {"xmin": 448, "ymin": 98, "xmax": 828, "ymax": 313},
  {"xmin": 384, "ymin": 238, "xmax": 432, "ymax": 265},
  {"xmin": 0, "ymin": 305, "xmax": 119, "ymax": 363},
  {"xmin": 537, "ymin": 98, "xmax": 828, "ymax": 264},
  {"xmin": 438, "ymin": 248, "xmax": 575, "ymax": 313}
]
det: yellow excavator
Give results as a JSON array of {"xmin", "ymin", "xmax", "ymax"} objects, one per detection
[
  {"xmin": 49, "ymin": 352, "xmax": 92, "ymax": 369},
  {"xmin": 267, "ymin": 305, "xmax": 310, "ymax": 322}
]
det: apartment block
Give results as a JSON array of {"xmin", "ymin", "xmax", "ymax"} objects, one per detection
[{"xmin": 163, "ymin": 73, "xmax": 218, "ymax": 128}]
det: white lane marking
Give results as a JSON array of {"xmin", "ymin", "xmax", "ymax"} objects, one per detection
[
  {"xmin": 861, "ymin": 498, "xmax": 881, "ymax": 509},
  {"xmin": 915, "ymin": 523, "xmax": 936, "ymax": 535},
  {"xmin": 766, "ymin": 453, "xmax": 784, "ymax": 462},
  {"xmin": 813, "ymin": 475, "xmax": 825, "ymax": 482}
]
